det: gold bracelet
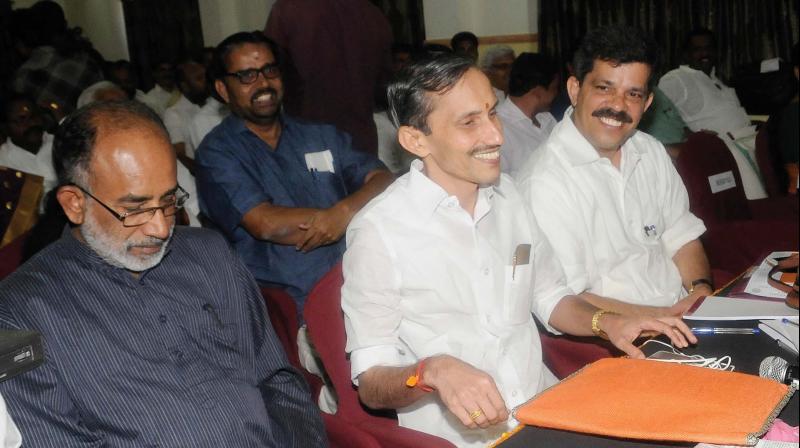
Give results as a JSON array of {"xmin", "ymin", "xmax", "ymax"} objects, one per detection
[{"xmin": 591, "ymin": 309, "xmax": 614, "ymax": 340}]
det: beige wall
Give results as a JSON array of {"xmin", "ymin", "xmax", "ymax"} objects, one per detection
[
  {"xmin": 422, "ymin": 0, "xmax": 539, "ymax": 60},
  {"xmin": 199, "ymin": 0, "xmax": 275, "ymax": 48}
]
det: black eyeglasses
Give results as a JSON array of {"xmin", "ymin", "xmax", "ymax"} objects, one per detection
[
  {"xmin": 75, "ymin": 185, "xmax": 189, "ymax": 227},
  {"xmin": 224, "ymin": 63, "xmax": 281, "ymax": 84}
]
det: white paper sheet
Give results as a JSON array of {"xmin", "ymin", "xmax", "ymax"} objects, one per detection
[
  {"xmin": 744, "ymin": 251, "xmax": 797, "ymax": 299},
  {"xmin": 685, "ymin": 295, "xmax": 798, "ymax": 320}
]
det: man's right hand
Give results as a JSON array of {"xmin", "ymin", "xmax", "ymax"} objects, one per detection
[{"xmin": 423, "ymin": 355, "xmax": 509, "ymax": 429}]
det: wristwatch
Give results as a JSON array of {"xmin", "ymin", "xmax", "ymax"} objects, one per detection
[{"xmin": 689, "ymin": 278, "xmax": 713, "ymax": 294}]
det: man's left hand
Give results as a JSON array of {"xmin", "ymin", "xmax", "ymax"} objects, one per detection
[
  {"xmin": 601, "ymin": 313, "xmax": 698, "ymax": 359},
  {"xmin": 296, "ymin": 203, "xmax": 352, "ymax": 252}
]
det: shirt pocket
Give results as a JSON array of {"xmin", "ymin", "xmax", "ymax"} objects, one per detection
[{"xmin": 503, "ymin": 264, "xmax": 533, "ymax": 325}]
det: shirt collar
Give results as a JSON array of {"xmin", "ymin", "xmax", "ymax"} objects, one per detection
[
  {"xmin": 555, "ymin": 106, "xmax": 648, "ymax": 166},
  {"xmin": 405, "ymin": 159, "xmax": 499, "ymax": 221},
  {"xmin": 679, "ymin": 64, "xmax": 717, "ymax": 80},
  {"xmin": 58, "ymin": 225, "xmax": 173, "ymax": 282},
  {"xmin": 226, "ymin": 112, "xmax": 290, "ymax": 136},
  {"xmin": 498, "ymin": 97, "xmax": 530, "ymax": 123}
]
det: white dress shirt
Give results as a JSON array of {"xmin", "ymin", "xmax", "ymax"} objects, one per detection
[
  {"xmin": 343, "ymin": 160, "xmax": 570, "ymax": 447},
  {"xmin": 186, "ymin": 98, "xmax": 228, "ymax": 157},
  {"xmin": 142, "ymin": 85, "xmax": 180, "ymax": 117},
  {"xmin": 176, "ymin": 161, "xmax": 201, "ymax": 227},
  {"xmin": 659, "ymin": 66, "xmax": 766, "ymax": 199},
  {"xmin": 373, "ymin": 111, "xmax": 414, "ymax": 174},
  {"xmin": 497, "ymin": 99, "xmax": 557, "ymax": 178},
  {"xmin": 0, "ymin": 394, "xmax": 21, "ymax": 448},
  {"xmin": 163, "ymin": 96, "xmax": 201, "ymax": 154},
  {"xmin": 516, "ymin": 110, "xmax": 706, "ymax": 307},
  {"xmin": 0, "ymin": 133, "xmax": 57, "ymax": 194}
]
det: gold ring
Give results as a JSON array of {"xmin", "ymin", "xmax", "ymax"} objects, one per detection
[{"xmin": 469, "ymin": 409, "xmax": 483, "ymax": 421}]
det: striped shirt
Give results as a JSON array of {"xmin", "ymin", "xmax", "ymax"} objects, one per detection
[{"xmin": 0, "ymin": 227, "xmax": 325, "ymax": 447}]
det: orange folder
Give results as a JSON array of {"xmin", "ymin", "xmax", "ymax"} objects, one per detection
[{"xmin": 514, "ymin": 357, "xmax": 795, "ymax": 446}]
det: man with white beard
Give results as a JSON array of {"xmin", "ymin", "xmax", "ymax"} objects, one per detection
[{"xmin": 0, "ymin": 101, "xmax": 325, "ymax": 447}]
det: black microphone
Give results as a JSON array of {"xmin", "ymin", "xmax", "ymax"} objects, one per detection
[{"xmin": 759, "ymin": 356, "xmax": 799, "ymax": 388}]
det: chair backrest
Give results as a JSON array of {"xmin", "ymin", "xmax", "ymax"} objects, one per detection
[
  {"xmin": 260, "ymin": 286, "xmax": 301, "ymax": 369},
  {"xmin": 675, "ymin": 132, "xmax": 752, "ymax": 224},
  {"xmin": 303, "ymin": 263, "xmax": 371, "ymax": 422},
  {"xmin": 755, "ymin": 122, "xmax": 784, "ymax": 198}
]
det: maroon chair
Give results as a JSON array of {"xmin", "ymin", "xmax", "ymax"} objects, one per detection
[
  {"xmin": 0, "ymin": 232, "xmax": 29, "ymax": 281},
  {"xmin": 539, "ymin": 331, "xmax": 619, "ymax": 379},
  {"xmin": 321, "ymin": 412, "xmax": 381, "ymax": 448},
  {"xmin": 259, "ymin": 286, "xmax": 323, "ymax": 400},
  {"xmin": 755, "ymin": 123, "xmax": 784, "ymax": 198},
  {"xmin": 675, "ymin": 132, "xmax": 798, "ymax": 274},
  {"xmin": 304, "ymin": 263, "xmax": 456, "ymax": 448}
]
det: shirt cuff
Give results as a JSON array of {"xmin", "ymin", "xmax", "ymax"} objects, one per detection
[
  {"xmin": 350, "ymin": 344, "xmax": 405, "ymax": 386},
  {"xmin": 661, "ymin": 212, "xmax": 706, "ymax": 257},
  {"xmin": 533, "ymin": 285, "xmax": 575, "ymax": 336}
]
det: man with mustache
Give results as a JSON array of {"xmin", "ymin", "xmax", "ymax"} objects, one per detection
[
  {"xmin": 0, "ymin": 94, "xmax": 58, "ymax": 194},
  {"xmin": 0, "ymin": 100, "xmax": 326, "ymax": 447},
  {"xmin": 659, "ymin": 28, "xmax": 766, "ymax": 199},
  {"xmin": 343, "ymin": 54, "xmax": 696, "ymax": 447},
  {"xmin": 196, "ymin": 32, "xmax": 392, "ymax": 313},
  {"xmin": 516, "ymin": 25, "xmax": 712, "ymax": 316}
]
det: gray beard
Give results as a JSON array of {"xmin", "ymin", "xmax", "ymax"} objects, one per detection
[{"xmin": 80, "ymin": 211, "xmax": 173, "ymax": 272}]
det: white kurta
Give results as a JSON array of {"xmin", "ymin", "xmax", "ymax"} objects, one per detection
[
  {"xmin": 659, "ymin": 66, "xmax": 766, "ymax": 199},
  {"xmin": 516, "ymin": 110, "xmax": 706, "ymax": 307},
  {"xmin": 163, "ymin": 96, "xmax": 201, "ymax": 156},
  {"xmin": 0, "ymin": 133, "xmax": 57, "ymax": 194},
  {"xmin": 343, "ymin": 161, "xmax": 569, "ymax": 447},
  {"xmin": 186, "ymin": 98, "xmax": 228, "ymax": 157},
  {"xmin": 497, "ymin": 99, "xmax": 557, "ymax": 178}
]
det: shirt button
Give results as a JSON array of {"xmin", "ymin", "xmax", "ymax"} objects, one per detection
[
  {"xmin": 512, "ymin": 391, "xmax": 518, "ymax": 397},
  {"xmin": 483, "ymin": 268, "xmax": 490, "ymax": 276},
  {"xmin": 171, "ymin": 350, "xmax": 184, "ymax": 360},
  {"xmin": 158, "ymin": 315, "xmax": 167, "ymax": 323}
]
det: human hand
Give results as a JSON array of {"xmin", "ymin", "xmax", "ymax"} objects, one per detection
[
  {"xmin": 601, "ymin": 313, "xmax": 698, "ymax": 359},
  {"xmin": 296, "ymin": 203, "xmax": 351, "ymax": 252},
  {"xmin": 422, "ymin": 355, "xmax": 509, "ymax": 429}
]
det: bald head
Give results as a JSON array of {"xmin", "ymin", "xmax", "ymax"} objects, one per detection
[{"xmin": 53, "ymin": 100, "xmax": 171, "ymax": 187}]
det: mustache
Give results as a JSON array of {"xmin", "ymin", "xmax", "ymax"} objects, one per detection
[
  {"xmin": 250, "ymin": 87, "xmax": 278, "ymax": 104},
  {"xmin": 127, "ymin": 235, "xmax": 168, "ymax": 249},
  {"xmin": 591, "ymin": 108, "xmax": 633, "ymax": 124},
  {"xmin": 469, "ymin": 144, "xmax": 501, "ymax": 156}
]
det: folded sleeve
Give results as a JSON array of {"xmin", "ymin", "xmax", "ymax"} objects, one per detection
[
  {"xmin": 528, "ymin": 212, "xmax": 574, "ymax": 335},
  {"xmin": 341, "ymin": 217, "xmax": 406, "ymax": 384},
  {"xmin": 195, "ymin": 134, "xmax": 270, "ymax": 235},
  {"xmin": 658, "ymin": 149, "xmax": 706, "ymax": 256}
]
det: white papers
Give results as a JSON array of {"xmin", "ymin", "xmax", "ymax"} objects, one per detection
[
  {"xmin": 685, "ymin": 295, "xmax": 798, "ymax": 321},
  {"xmin": 304, "ymin": 150, "xmax": 335, "ymax": 173},
  {"xmin": 759, "ymin": 319, "xmax": 800, "ymax": 354},
  {"xmin": 760, "ymin": 57, "xmax": 781, "ymax": 73},
  {"xmin": 708, "ymin": 171, "xmax": 737, "ymax": 194},
  {"xmin": 745, "ymin": 251, "xmax": 797, "ymax": 299}
]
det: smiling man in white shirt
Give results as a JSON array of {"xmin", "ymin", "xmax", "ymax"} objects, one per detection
[
  {"xmin": 342, "ymin": 54, "xmax": 696, "ymax": 448},
  {"xmin": 517, "ymin": 25, "xmax": 712, "ymax": 317}
]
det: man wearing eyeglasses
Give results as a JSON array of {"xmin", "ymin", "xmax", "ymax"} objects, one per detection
[
  {"xmin": 0, "ymin": 100, "xmax": 326, "ymax": 447},
  {"xmin": 195, "ymin": 31, "xmax": 393, "ymax": 313}
]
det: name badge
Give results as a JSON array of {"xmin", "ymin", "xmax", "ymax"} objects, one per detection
[
  {"xmin": 708, "ymin": 171, "xmax": 736, "ymax": 194},
  {"xmin": 305, "ymin": 150, "xmax": 335, "ymax": 173}
]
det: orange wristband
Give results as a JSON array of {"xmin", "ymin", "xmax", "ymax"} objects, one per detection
[{"xmin": 405, "ymin": 359, "xmax": 434, "ymax": 392}]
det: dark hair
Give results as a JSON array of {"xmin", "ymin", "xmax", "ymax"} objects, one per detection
[
  {"xmin": 451, "ymin": 31, "xmax": 478, "ymax": 51},
  {"xmin": 683, "ymin": 27, "xmax": 716, "ymax": 51},
  {"xmin": 53, "ymin": 100, "xmax": 168, "ymax": 187},
  {"xmin": 572, "ymin": 25, "xmax": 660, "ymax": 91},
  {"xmin": 391, "ymin": 42, "xmax": 414, "ymax": 57},
  {"xmin": 213, "ymin": 31, "xmax": 281, "ymax": 80},
  {"xmin": 387, "ymin": 54, "xmax": 474, "ymax": 134},
  {"xmin": 508, "ymin": 53, "xmax": 558, "ymax": 97}
]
